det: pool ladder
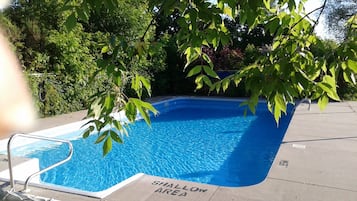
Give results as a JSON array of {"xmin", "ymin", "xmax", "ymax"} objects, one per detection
[{"xmin": 6, "ymin": 133, "xmax": 73, "ymax": 193}]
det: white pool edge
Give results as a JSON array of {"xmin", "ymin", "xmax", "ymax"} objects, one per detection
[
  {"xmin": 0, "ymin": 96, "xmax": 262, "ymax": 150},
  {"xmin": 0, "ymin": 96, "xmax": 276, "ymax": 199}
]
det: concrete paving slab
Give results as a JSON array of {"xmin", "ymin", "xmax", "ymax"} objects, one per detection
[
  {"xmin": 346, "ymin": 101, "xmax": 357, "ymax": 112},
  {"xmin": 270, "ymin": 143, "xmax": 357, "ymax": 191},
  {"xmin": 282, "ymin": 136, "xmax": 357, "ymax": 154},
  {"xmin": 106, "ymin": 175, "xmax": 218, "ymax": 201},
  {"xmin": 284, "ymin": 113, "xmax": 357, "ymax": 142},
  {"xmin": 295, "ymin": 101, "xmax": 353, "ymax": 113},
  {"xmin": 29, "ymin": 187, "xmax": 98, "ymax": 201},
  {"xmin": 215, "ymin": 178, "xmax": 357, "ymax": 201},
  {"xmin": 0, "ymin": 181, "xmax": 99, "ymax": 201},
  {"xmin": 29, "ymin": 110, "xmax": 87, "ymax": 132}
]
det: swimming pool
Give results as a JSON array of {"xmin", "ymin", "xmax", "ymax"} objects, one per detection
[{"xmin": 8, "ymin": 97, "xmax": 293, "ymax": 194}]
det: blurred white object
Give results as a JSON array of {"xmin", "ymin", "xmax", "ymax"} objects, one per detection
[
  {"xmin": 0, "ymin": 31, "xmax": 36, "ymax": 137},
  {"xmin": 0, "ymin": 0, "xmax": 11, "ymax": 9}
]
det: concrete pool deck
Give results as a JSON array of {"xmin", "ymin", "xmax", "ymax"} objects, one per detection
[{"xmin": 1, "ymin": 100, "xmax": 357, "ymax": 200}]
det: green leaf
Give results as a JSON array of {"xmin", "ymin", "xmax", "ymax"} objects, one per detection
[
  {"xmin": 203, "ymin": 66, "xmax": 219, "ymax": 79},
  {"xmin": 113, "ymin": 72, "xmax": 122, "ymax": 86},
  {"xmin": 202, "ymin": 53, "xmax": 214, "ymax": 68},
  {"xmin": 90, "ymin": 98, "xmax": 104, "ymax": 119},
  {"xmin": 82, "ymin": 128, "xmax": 91, "ymax": 139},
  {"xmin": 273, "ymin": 93, "xmax": 287, "ymax": 125},
  {"xmin": 213, "ymin": 37, "xmax": 220, "ymax": 48},
  {"xmin": 103, "ymin": 136, "xmax": 112, "ymax": 156},
  {"xmin": 186, "ymin": 65, "xmax": 202, "ymax": 77},
  {"xmin": 288, "ymin": 0, "xmax": 296, "ymax": 11},
  {"xmin": 273, "ymin": 104, "xmax": 282, "ymax": 125},
  {"xmin": 317, "ymin": 94, "xmax": 329, "ymax": 111},
  {"xmin": 184, "ymin": 47, "xmax": 200, "ymax": 68},
  {"xmin": 101, "ymin": 46, "xmax": 110, "ymax": 54},
  {"xmin": 64, "ymin": 13, "xmax": 77, "ymax": 32},
  {"xmin": 95, "ymin": 131, "xmax": 108, "ymax": 144},
  {"xmin": 343, "ymin": 71, "xmax": 356, "ymax": 85},
  {"xmin": 247, "ymin": 94, "xmax": 259, "ymax": 114},
  {"xmin": 274, "ymin": 93, "xmax": 286, "ymax": 112},
  {"xmin": 134, "ymin": 41, "xmax": 146, "ymax": 56},
  {"xmin": 263, "ymin": 0, "xmax": 271, "ymax": 10},
  {"xmin": 131, "ymin": 74, "xmax": 144, "ymax": 98},
  {"xmin": 195, "ymin": 74, "xmax": 204, "ymax": 90},
  {"xmin": 139, "ymin": 101, "xmax": 158, "ymax": 115},
  {"xmin": 223, "ymin": 6, "xmax": 233, "ymax": 18},
  {"xmin": 110, "ymin": 130, "xmax": 123, "ymax": 144},
  {"xmin": 217, "ymin": 1, "xmax": 224, "ymax": 10},
  {"xmin": 130, "ymin": 98, "xmax": 157, "ymax": 125},
  {"xmin": 220, "ymin": 35, "xmax": 230, "ymax": 46},
  {"xmin": 125, "ymin": 101, "xmax": 137, "ymax": 122},
  {"xmin": 222, "ymin": 78, "xmax": 230, "ymax": 91},
  {"xmin": 211, "ymin": 81, "xmax": 221, "ymax": 93},
  {"xmin": 347, "ymin": 59, "xmax": 357, "ymax": 73},
  {"xmin": 321, "ymin": 75, "xmax": 340, "ymax": 101},
  {"xmin": 112, "ymin": 120, "xmax": 122, "ymax": 131},
  {"xmin": 266, "ymin": 17, "xmax": 280, "ymax": 34},
  {"xmin": 138, "ymin": 75, "xmax": 151, "ymax": 96},
  {"xmin": 317, "ymin": 82, "xmax": 340, "ymax": 101},
  {"xmin": 137, "ymin": 104, "xmax": 150, "ymax": 125},
  {"xmin": 104, "ymin": 94, "xmax": 114, "ymax": 112},
  {"xmin": 202, "ymin": 76, "xmax": 213, "ymax": 87},
  {"xmin": 272, "ymin": 41, "xmax": 280, "ymax": 50}
]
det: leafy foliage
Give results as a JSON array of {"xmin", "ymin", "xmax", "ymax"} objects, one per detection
[
  {"xmin": 155, "ymin": 0, "xmax": 357, "ymax": 124},
  {"xmin": 202, "ymin": 46, "xmax": 244, "ymax": 71},
  {"xmin": 63, "ymin": 0, "xmax": 356, "ymax": 154},
  {"xmin": 61, "ymin": 0, "xmax": 167, "ymax": 155},
  {"xmin": 1, "ymin": 0, "xmax": 166, "ymax": 155}
]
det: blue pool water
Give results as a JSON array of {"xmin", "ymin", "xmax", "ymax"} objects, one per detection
[{"xmin": 16, "ymin": 98, "xmax": 293, "ymax": 192}]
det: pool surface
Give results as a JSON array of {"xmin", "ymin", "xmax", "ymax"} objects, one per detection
[{"xmin": 12, "ymin": 97, "xmax": 293, "ymax": 192}]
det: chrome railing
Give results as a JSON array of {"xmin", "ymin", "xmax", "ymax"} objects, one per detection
[
  {"xmin": 294, "ymin": 98, "xmax": 312, "ymax": 111},
  {"xmin": 7, "ymin": 133, "xmax": 73, "ymax": 192}
]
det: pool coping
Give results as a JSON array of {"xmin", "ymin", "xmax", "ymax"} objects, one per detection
[
  {"xmin": 1, "ymin": 97, "xmax": 357, "ymax": 201},
  {"xmin": 0, "ymin": 96, "xmax": 275, "ymax": 198}
]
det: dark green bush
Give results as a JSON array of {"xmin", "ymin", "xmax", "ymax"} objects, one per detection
[{"xmin": 1, "ymin": 1, "xmax": 166, "ymax": 117}]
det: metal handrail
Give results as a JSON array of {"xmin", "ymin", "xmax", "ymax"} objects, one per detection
[
  {"xmin": 7, "ymin": 133, "xmax": 73, "ymax": 192},
  {"xmin": 293, "ymin": 98, "xmax": 311, "ymax": 111},
  {"xmin": 300, "ymin": 98, "xmax": 311, "ymax": 110}
]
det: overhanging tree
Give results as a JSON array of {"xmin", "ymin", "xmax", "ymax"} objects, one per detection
[
  {"xmin": 323, "ymin": 0, "xmax": 357, "ymax": 41},
  {"xmin": 62, "ymin": 0, "xmax": 356, "ymax": 155}
]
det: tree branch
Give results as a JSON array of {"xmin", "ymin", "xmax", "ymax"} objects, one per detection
[
  {"xmin": 290, "ymin": 0, "xmax": 327, "ymax": 32},
  {"xmin": 310, "ymin": 0, "xmax": 328, "ymax": 34},
  {"xmin": 140, "ymin": 17, "xmax": 156, "ymax": 41},
  {"xmin": 140, "ymin": 2, "xmax": 168, "ymax": 41}
]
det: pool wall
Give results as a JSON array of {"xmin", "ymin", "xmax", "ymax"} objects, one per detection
[{"xmin": 0, "ymin": 96, "xmax": 292, "ymax": 198}]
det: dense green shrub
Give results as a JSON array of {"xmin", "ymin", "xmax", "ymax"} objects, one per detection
[{"xmin": 1, "ymin": 0, "xmax": 166, "ymax": 117}]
